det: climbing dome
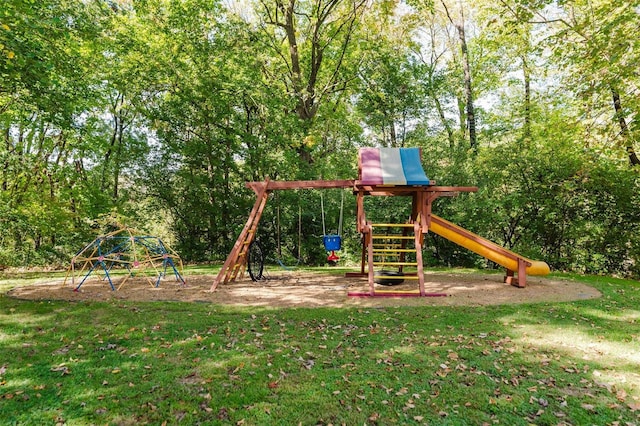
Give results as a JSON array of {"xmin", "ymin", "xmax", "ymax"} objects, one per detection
[{"xmin": 64, "ymin": 227, "xmax": 186, "ymax": 291}]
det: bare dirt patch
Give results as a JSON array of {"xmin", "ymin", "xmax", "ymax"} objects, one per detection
[{"xmin": 7, "ymin": 270, "xmax": 600, "ymax": 308}]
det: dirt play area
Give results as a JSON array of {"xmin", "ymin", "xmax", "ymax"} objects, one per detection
[{"xmin": 7, "ymin": 270, "xmax": 601, "ymax": 308}]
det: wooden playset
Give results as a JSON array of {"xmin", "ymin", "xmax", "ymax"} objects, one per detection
[{"xmin": 211, "ymin": 147, "xmax": 549, "ymax": 296}]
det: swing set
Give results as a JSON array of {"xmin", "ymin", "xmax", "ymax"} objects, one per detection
[
  {"xmin": 212, "ymin": 147, "xmax": 550, "ymax": 297},
  {"xmin": 248, "ymin": 191, "xmax": 345, "ymax": 280}
]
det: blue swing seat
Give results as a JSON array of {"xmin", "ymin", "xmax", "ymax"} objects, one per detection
[{"xmin": 323, "ymin": 234, "xmax": 342, "ymax": 251}]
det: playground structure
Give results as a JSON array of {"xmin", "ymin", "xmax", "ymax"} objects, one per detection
[
  {"xmin": 64, "ymin": 227, "xmax": 186, "ymax": 291},
  {"xmin": 211, "ymin": 147, "xmax": 550, "ymax": 296}
]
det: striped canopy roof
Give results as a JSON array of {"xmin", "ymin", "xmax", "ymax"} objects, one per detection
[{"xmin": 359, "ymin": 147, "xmax": 431, "ymax": 186}]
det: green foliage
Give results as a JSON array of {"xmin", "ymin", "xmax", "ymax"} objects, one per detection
[
  {"xmin": 426, "ymin": 111, "xmax": 640, "ymax": 277},
  {"xmin": 0, "ymin": 0, "xmax": 639, "ymax": 279},
  {"xmin": 1, "ymin": 271, "xmax": 640, "ymax": 424},
  {"xmin": 356, "ymin": 44, "xmax": 426, "ymax": 147}
]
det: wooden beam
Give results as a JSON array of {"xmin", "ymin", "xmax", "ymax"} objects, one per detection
[
  {"xmin": 246, "ymin": 179, "xmax": 477, "ymax": 195},
  {"xmin": 246, "ymin": 179, "xmax": 356, "ymax": 193},
  {"xmin": 354, "ymin": 185, "xmax": 478, "ymax": 197}
]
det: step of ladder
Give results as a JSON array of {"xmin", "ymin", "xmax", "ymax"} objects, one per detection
[
  {"xmin": 372, "ymin": 235, "xmax": 414, "ymax": 240},
  {"xmin": 228, "ymin": 229, "xmax": 255, "ymax": 281},
  {"xmin": 373, "ymin": 248, "xmax": 415, "ymax": 254},
  {"xmin": 371, "ymin": 223, "xmax": 414, "ymax": 228},
  {"xmin": 373, "ymin": 274, "xmax": 419, "ymax": 280},
  {"xmin": 373, "ymin": 261, "xmax": 418, "ymax": 267}
]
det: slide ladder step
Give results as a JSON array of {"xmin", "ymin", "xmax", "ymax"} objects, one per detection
[
  {"xmin": 373, "ymin": 248, "xmax": 415, "ymax": 254},
  {"xmin": 371, "ymin": 223, "xmax": 414, "ymax": 228},
  {"xmin": 373, "ymin": 275, "xmax": 419, "ymax": 280},
  {"xmin": 373, "ymin": 261, "xmax": 418, "ymax": 267},
  {"xmin": 372, "ymin": 235, "xmax": 414, "ymax": 240}
]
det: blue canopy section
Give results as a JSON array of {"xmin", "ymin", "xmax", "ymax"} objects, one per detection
[{"xmin": 399, "ymin": 147, "xmax": 430, "ymax": 185}]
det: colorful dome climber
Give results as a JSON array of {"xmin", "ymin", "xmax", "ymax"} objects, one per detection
[{"xmin": 64, "ymin": 227, "xmax": 185, "ymax": 291}]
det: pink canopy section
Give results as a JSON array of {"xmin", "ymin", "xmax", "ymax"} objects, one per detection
[{"xmin": 359, "ymin": 147, "xmax": 431, "ymax": 186}]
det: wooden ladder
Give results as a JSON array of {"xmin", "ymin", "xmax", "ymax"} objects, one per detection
[
  {"xmin": 364, "ymin": 222, "xmax": 426, "ymax": 296},
  {"xmin": 210, "ymin": 181, "xmax": 270, "ymax": 291}
]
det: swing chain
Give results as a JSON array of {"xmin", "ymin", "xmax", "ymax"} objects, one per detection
[{"xmin": 321, "ymin": 190, "xmax": 345, "ymax": 236}]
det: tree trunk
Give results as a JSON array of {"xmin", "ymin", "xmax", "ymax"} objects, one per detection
[
  {"xmin": 2, "ymin": 126, "xmax": 9, "ymax": 191},
  {"xmin": 611, "ymin": 88, "xmax": 640, "ymax": 167},
  {"xmin": 522, "ymin": 54, "xmax": 531, "ymax": 144},
  {"xmin": 102, "ymin": 93, "xmax": 124, "ymax": 191},
  {"xmin": 389, "ymin": 117, "xmax": 397, "ymax": 147},
  {"xmin": 432, "ymin": 95, "xmax": 455, "ymax": 149},
  {"xmin": 113, "ymin": 119, "xmax": 125, "ymax": 200},
  {"xmin": 457, "ymin": 17, "xmax": 476, "ymax": 153},
  {"xmin": 442, "ymin": 0, "xmax": 477, "ymax": 153}
]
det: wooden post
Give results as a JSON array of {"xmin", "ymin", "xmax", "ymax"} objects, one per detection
[
  {"xmin": 503, "ymin": 259, "xmax": 528, "ymax": 288},
  {"xmin": 414, "ymin": 221, "xmax": 425, "ymax": 296},
  {"xmin": 516, "ymin": 258, "xmax": 527, "ymax": 288},
  {"xmin": 366, "ymin": 224, "xmax": 375, "ymax": 295}
]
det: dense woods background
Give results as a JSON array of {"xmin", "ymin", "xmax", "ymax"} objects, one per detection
[{"xmin": 1, "ymin": 0, "xmax": 638, "ymax": 277}]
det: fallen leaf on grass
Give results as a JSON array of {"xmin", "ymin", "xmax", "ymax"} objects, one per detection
[
  {"xmin": 200, "ymin": 404, "xmax": 213, "ymax": 413},
  {"xmin": 628, "ymin": 401, "xmax": 640, "ymax": 411},
  {"xmin": 395, "ymin": 387, "xmax": 408, "ymax": 396},
  {"xmin": 50, "ymin": 365, "xmax": 70, "ymax": 375},
  {"xmin": 53, "ymin": 346, "xmax": 70, "ymax": 355}
]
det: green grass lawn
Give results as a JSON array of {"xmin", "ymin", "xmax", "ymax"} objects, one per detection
[{"xmin": 1, "ymin": 268, "xmax": 639, "ymax": 425}]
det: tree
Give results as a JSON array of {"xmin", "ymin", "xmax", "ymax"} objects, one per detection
[
  {"xmin": 440, "ymin": 0, "xmax": 477, "ymax": 153},
  {"xmin": 355, "ymin": 8, "xmax": 425, "ymax": 147},
  {"xmin": 256, "ymin": 0, "xmax": 368, "ymax": 164},
  {"xmin": 516, "ymin": 0, "xmax": 640, "ymax": 166},
  {"xmin": 0, "ymin": 0, "xmax": 113, "ymax": 265}
]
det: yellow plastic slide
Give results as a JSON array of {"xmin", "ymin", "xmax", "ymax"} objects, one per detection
[{"xmin": 429, "ymin": 214, "xmax": 550, "ymax": 276}]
